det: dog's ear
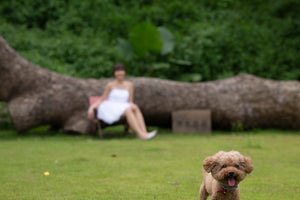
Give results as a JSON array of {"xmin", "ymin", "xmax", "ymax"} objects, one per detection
[
  {"xmin": 243, "ymin": 156, "xmax": 253, "ymax": 174},
  {"xmin": 203, "ymin": 156, "xmax": 217, "ymax": 173}
]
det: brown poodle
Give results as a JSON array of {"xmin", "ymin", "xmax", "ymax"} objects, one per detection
[{"xmin": 199, "ymin": 151, "xmax": 253, "ymax": 200}]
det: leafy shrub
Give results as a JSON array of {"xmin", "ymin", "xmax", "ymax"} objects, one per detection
[{"xmin": 0, "ymin": 0, "xmax": 299, "ymax": 81}]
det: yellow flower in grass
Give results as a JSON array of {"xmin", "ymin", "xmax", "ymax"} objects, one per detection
[{"xmin": 43, "ymin": 171, "xmax": 50, "ymax": 176}]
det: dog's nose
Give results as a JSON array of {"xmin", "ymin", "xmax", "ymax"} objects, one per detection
[{"xmin": 228, "ymin": 171, "xmax": 235, "ymax": 176}]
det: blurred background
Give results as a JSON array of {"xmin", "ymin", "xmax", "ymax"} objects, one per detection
[
  {"xmin": 1, "ymin": 0, "xmax": 300, "ymax": 129},
  {"xmin": 0, "ymin": 0, "xmax": 299, "ymax": 82}
]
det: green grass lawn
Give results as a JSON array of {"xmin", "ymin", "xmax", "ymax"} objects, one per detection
[{"xmin": 0, "ymin": 127, "xmax": 299, "ymax": 200}]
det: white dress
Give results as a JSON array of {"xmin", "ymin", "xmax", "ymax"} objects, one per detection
[{"xmin": 97, "ymin": 88, "xmax": 131, "ymax": 124}]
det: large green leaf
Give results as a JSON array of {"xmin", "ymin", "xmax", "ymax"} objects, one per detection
[
  {"xmin": 115, "ymin": 38, "xmax": 134, "ymax": 61},
  {"xmin": 129, "ymin": 22, "xmax": 163, "ymax": 58},
  {"xmin": 157, "ymin": 26, "xmax": 175, "ymax": 55}
]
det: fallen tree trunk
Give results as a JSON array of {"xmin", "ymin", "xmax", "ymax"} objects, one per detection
[{"xmin": 1, "ymin": 35, "xmax": 300, "ymax": 134}]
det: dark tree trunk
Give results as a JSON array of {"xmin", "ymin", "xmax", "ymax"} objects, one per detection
[{"xmin": 1, "ymin": 35, "xmax": 300, "ymax": 134}]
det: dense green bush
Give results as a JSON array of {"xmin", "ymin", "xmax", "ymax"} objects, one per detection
[{"xmin": 0, "ymin": 0, "xmax": 299, "ymax": 81}]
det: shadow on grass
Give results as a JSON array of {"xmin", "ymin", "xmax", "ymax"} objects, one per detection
[
  {"xmin": 93, "ymin": 125, "xmax": 169, "ymax": 140},
  {"xmin": 1, "ymin": 123, "xmax": 299, "ymax": 142},
  {"xmin": 0, "ymin": 125, "xmax": 167, "ymax": 141},
  {"xmin": 0, "ymin": 126, "xmax": 64, "ymax": 141}
]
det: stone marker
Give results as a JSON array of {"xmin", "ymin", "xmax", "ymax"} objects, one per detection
[{"xmin": 172, "ymin": 110, "xmax": 211, "ymax": 134}]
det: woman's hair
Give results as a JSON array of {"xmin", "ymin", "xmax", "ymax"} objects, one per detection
[{"xmin": 113, "ymin": 63, "xmax": 126, "ymax": 73}]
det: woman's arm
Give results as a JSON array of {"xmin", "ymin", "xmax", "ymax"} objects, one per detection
[
  {"xmin": 87, "ymin": 83, "xmax": 112, "ymax": 120},
  {"xmin": 128, "ymin": 82, "xmax": 134, "ymax": 103},
  {"xmin": 95, "ymin": 83, "xmax": 112, "ymax": 107}
]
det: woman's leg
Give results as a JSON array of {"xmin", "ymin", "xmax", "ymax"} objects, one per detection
[
  {"xmin": 124, "ymin": 108, "xmax": 148, "ymax": 139},
  {"xmin": 132, "ymin": 107, "xmax": 147, "ymax": 133}
]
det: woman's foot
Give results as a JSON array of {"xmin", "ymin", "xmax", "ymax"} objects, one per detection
[{"xmin": 141, "ymin": 130, "xmax": 157, "ymax": 140}]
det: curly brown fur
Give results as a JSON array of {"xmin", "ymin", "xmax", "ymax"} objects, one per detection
[{"xmin": 199, "ymin": 151, "xmax": 253, "ymax": 200}]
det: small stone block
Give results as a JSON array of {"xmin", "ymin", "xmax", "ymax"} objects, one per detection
[{"xmin": 172, "ymin": 110, "xmax": 211, "ymax": 134}]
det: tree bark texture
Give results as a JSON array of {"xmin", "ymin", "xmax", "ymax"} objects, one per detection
[{"xmin": 1, "ymin": 35, "xmax": 300, "ymax": 134}]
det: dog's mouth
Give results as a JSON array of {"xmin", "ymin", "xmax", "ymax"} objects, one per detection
[{"xmin": 227, "ymin": 177, "xmax": 236, "ymax": 186}]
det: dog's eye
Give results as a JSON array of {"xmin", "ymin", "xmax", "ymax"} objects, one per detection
[
  {"xmin": 235, "ymin": 165, "xmax": 239, "ymax": 168},
  {"xmin": 222, "ymin": 165, "xmax": 227, "ymax": 168}
]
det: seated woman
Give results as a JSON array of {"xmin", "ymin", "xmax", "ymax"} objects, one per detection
[{"xmin": 88, "ymin": 63, "xmax": 157, "ymax": 140}]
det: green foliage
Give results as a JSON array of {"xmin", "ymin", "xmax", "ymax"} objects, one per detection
[
  {"xmin": 129, "ymin": 22, "xmax": 162, "ymax": 58},
  {"xmin": 157, "ymin": 26, "xmax": 175, "ymax": 56},
  {"xmin": 231, "ymin": 121, "xmax": 244, "ymax": 132},
  {"xmin": 115, "ymin": 22, "xmax": 175, "ymax": 79},
  {"xmin": 115, "ymin": 38, "xmax": 134, "ymax": 62},
  {"xmin": 0, "ymin": 102, "xmax": 13, "ymax": 129},
  {"xmin": 0, "ymin": 0, "xmax": 299, "ymax": 81}
]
